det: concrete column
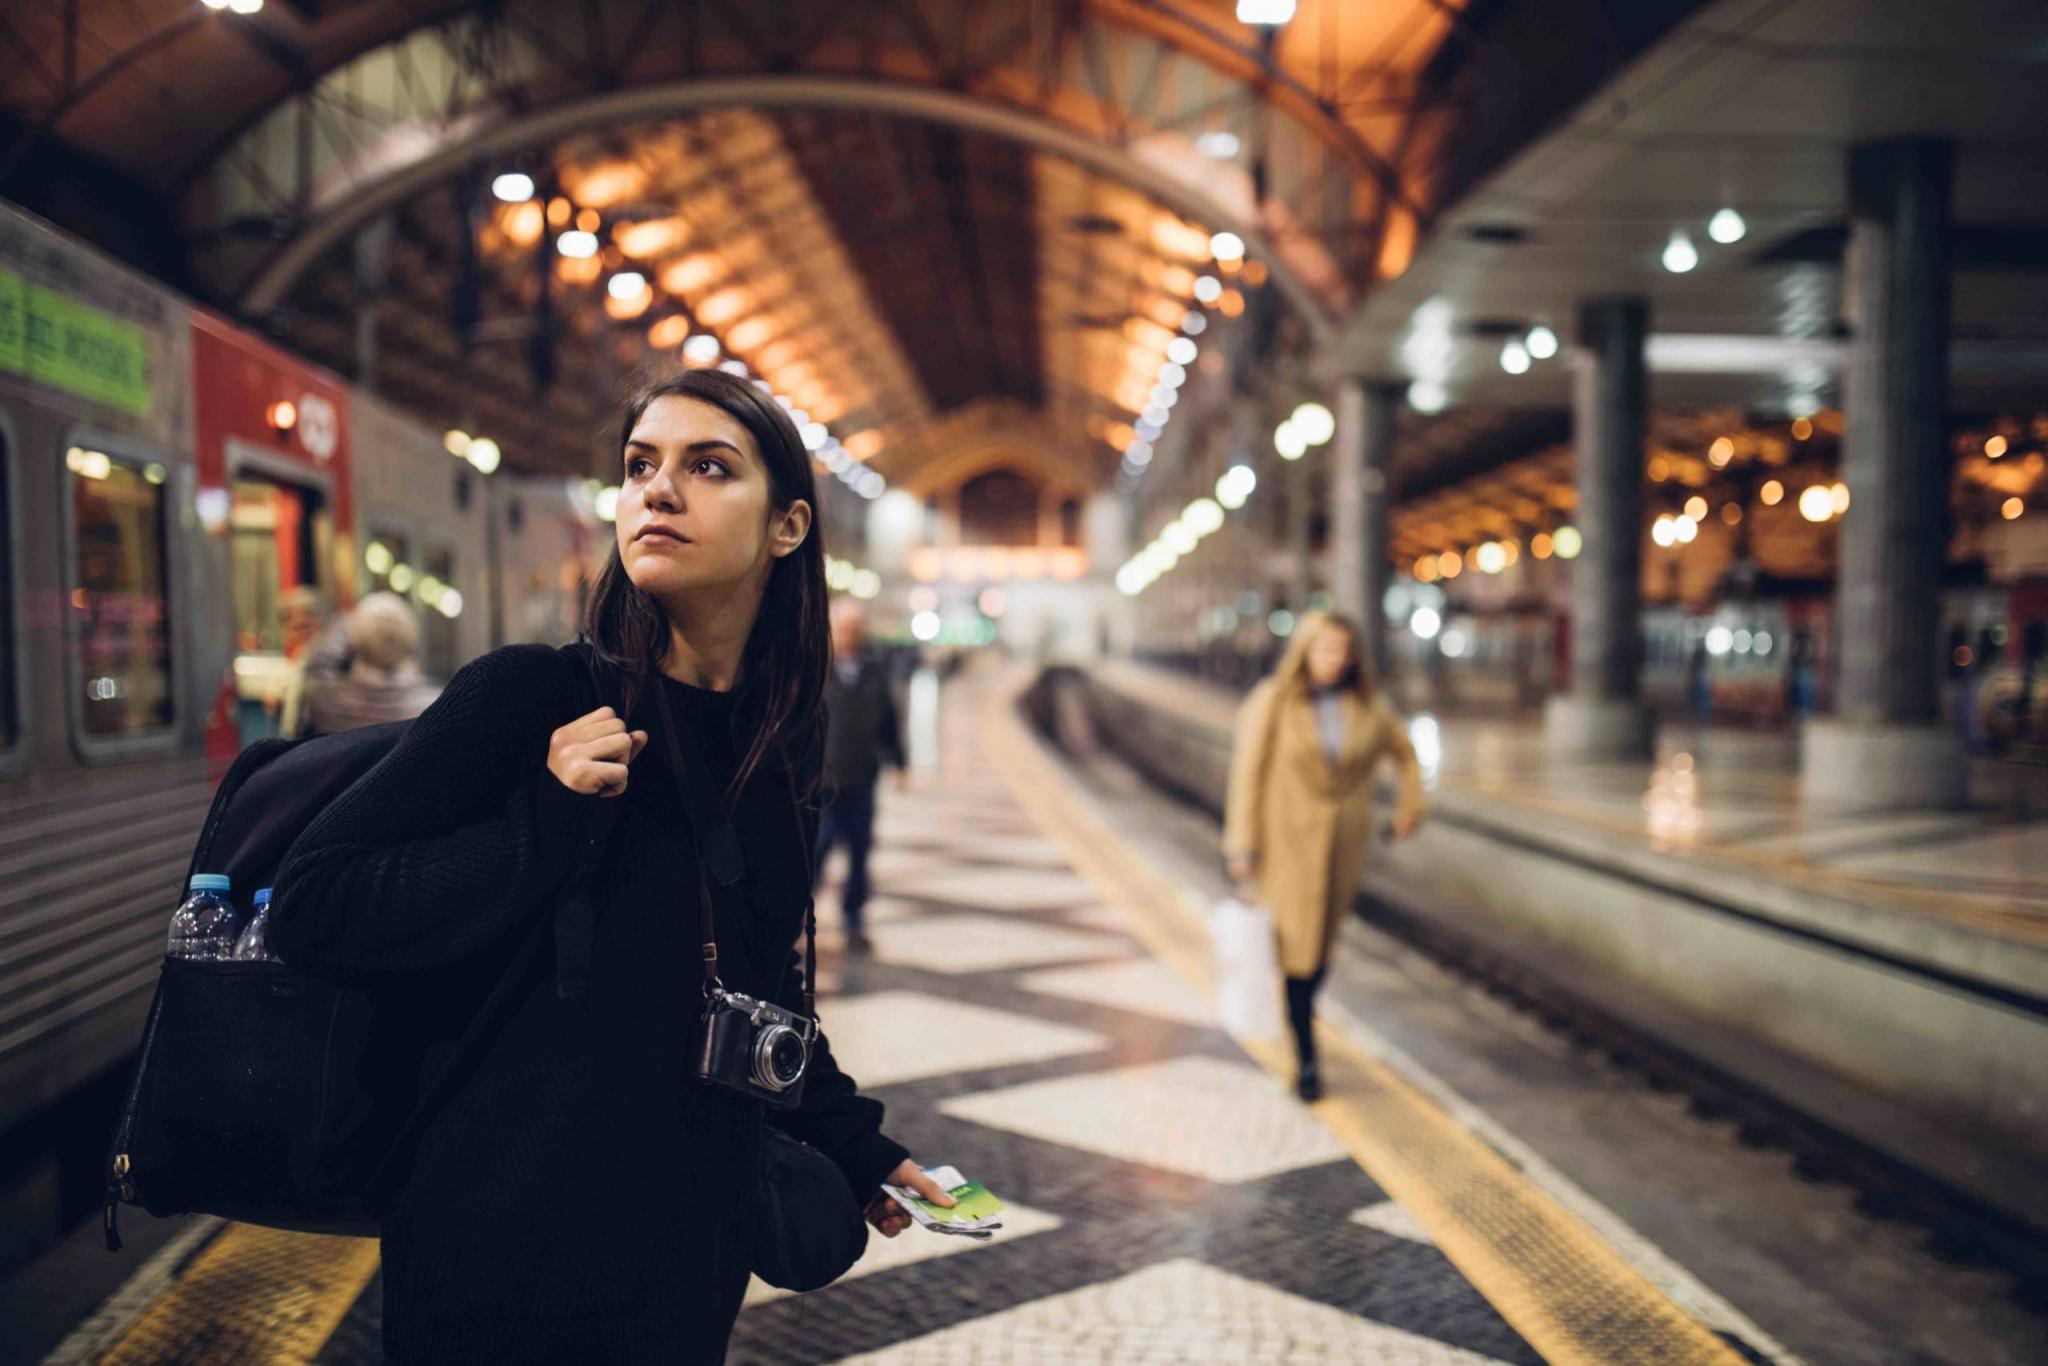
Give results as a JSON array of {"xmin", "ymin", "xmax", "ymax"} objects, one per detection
[
  {"xmin": 1332, "ymin": 377, "xmax": 1399, "ymax": 677},
  {"xmin": 1546, "ymin": 297, "xmax": 1653, "ymax": 758},
  {"xmin": 1803, "ymin": 139, "xmax": 1964, "ymax": 811}
]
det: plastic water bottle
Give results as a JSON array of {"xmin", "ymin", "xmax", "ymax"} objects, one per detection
[
  {"xmin": 231, "ymin": 887, "xmax": 276, "ymax": 963},
  {"xmin": 166, "ymin": 875, "xmax": 240, "ymax": 960}
]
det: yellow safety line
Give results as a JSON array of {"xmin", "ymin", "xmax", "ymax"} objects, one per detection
[
  {"xmin": 984, "ymin": 669, "xmax": 1744, "ymax": 1366},
  {"xmin": 96, "ymin": 1223, "xmax": 378, "ymax": 1365}
]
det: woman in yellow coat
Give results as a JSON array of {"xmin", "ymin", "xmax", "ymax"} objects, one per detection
[{"xmin": 1223, "ymin": 611, "xmax": 1425, "ymax": 1100}]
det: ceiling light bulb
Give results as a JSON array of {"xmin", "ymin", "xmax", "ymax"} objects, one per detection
[
  {"xmin": 1209, "ymin": 232, "xmax": 1246, "ymax": 262},
  {"xmin": 1662, "ymin": 229, "xmax": 1699, "ymax": 274},
  {"xmin": 1236, "ymin": 0, "xmax": 1296, "ymax": 22},
  {"xmin": 683, "ymin": 334, "xmax": 721, "ymax": 363},
  {"xmin": 1193, "ymin": 275, "xmax": 1223, "ymax": 304},
  {"xmin": 1407, "ymin": 379, "xmax": 1448, "ymax": 414},
  {"xmin": 607, "ymin": 271, "xmax": 646, "ymax": 300},
  {"xmin": 492, "ymin": 172, "xmax": 535, "ymax": 203},
  {"xmin": 1275, "ymin": 422, "xmax": 1307, "ymax": 461},
  {"xmin": 1500, "ymin": 339, "xmax": 1532, "ymax": 375},
  {"xmin": 1290, "ymin": 402, "xmax": 1334, "ymax": 445},
  {"xmin": 1525, "ymin": 324, "xmax": 1558, "ymax": 360},
  {"xmin": 1196, "ymin": 131, "xmax": 1241, "ymax": 160},
  {"xmin": 1167, "ymin": 337, "xmax": 1197, "ymax": 365},
  {"xmin": 557, "ymin": 230, "xmax": 598, "ymax": 259},
  {"xmin": 1708, "ymin": 208, "xmax": 1747, "ymax": 244}
]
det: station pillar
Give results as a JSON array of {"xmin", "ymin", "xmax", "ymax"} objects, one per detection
[
  {"xmin": 1803, "ymin": 138, "xmax": 1965, "ymax": 812},
  {"xmin": 1547, "ymin": 296, "xmax": 1654, "ymax": 758},
  {"xmin": 1331, "ymin": 376, "xmax": 1400, "ymax": 679}
]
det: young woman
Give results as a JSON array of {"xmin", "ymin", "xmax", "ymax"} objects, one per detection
[
  {"xmin": 1222, "ymin": 611, "xmax": 1426, "ymax": 1101},
  {"xmin": 273, "ymin": 370, "xmax": 951, "ymax": 1363}
]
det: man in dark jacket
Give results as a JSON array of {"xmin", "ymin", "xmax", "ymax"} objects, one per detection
[{"xmin": 815, "ymin": 599, "xmax": 909, "ymax": 952}]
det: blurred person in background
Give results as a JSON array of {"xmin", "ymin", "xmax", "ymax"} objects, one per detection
[
  {"xmin": 813, "ymin": 598, "xmax": 909, "ymax": 953},
  {"xmin": 268, "ymin": 587, "xmax": 348, "ymax": 738},
  {"xmin": 1223, "ymin": 611, "xmax": 1426, "ymax": 1102},
  {"xmin": 305, "ymin": 591, "xmax": 443, "ymax": 735}
]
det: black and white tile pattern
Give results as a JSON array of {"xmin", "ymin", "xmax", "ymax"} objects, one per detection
[{"xmin": 722, "ymin": 680, "xmax": 1541, "ymax": 1366}]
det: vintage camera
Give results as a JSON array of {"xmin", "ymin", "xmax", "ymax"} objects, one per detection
[{"xmin": 695, "ymin": 987, "xmax": 815, "ymax": 1109}]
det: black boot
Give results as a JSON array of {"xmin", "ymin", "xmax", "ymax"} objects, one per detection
[{"xmin": 1285, "ymin": 974, "xmax": 1324, "ymax": 1102}]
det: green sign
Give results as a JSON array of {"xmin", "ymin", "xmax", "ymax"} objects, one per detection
[{"xmin": 0, "ymin": 267, "xmax": 152, "ymax": 415}]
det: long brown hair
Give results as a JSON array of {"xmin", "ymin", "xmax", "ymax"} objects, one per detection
[
  {"xmin": 1270, "ymin": 610, "xmax": 1376, "ymax": 705},
  {"xmin": 581, "ymin": 368, "xmax": 829, "ymax": 804}
]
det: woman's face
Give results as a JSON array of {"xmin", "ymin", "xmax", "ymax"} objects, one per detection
[
  {"xmin": 1305, "ymin": 624, "xmax": 1355, "ymax": 688},
  {"xmin": 615, "ymin": 395, "xmax": 808, "ymax": 600}
]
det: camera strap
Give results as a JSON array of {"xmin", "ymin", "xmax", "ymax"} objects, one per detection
[{"xmin": 649, "ymin": 678, "xmax": 817, "ymax": 1024}]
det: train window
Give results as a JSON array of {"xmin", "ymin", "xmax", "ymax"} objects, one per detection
[
  {"xmin": 67, "ymin": 442, "xmax": 174, "ymax": 738},
  {"xmin": 0, "ymin": 419, "xmax": 15, "ymax": 753},
  {"xmin": 362, "ymin": 529, "xmax": 412, "ymax": 598}
]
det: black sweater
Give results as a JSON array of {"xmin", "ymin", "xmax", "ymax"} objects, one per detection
[{"xmin": 272, "ymin": 643, "xmax": 906, "ymax": 1365}]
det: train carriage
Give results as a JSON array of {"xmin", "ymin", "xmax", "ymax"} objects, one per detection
[{"xmin": 0, "ymin": 202, "xmax": 604, "ymax": 1256}]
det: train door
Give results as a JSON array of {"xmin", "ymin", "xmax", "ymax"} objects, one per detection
[
  {"xmin": 417, "ymin": 544, "xmax": 458, "ymax": 678},
  {"xmin": 190, "ymin": 315, "xmax": 352, "ymax": 760},
  {"xmin": 225, "ymin": 447, "xmax": 337, "ymax": 745}
]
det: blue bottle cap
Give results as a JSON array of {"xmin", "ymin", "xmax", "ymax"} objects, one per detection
[
  {"xmin": 253, "ymin": 887, "xmax": 273, "ymax": 907},
  {"xmin": 188, "ymin": 874, "xmax": 232, "ymax": 894}
]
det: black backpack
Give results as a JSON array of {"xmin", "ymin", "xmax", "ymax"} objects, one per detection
[{"xmin": 103, "ymin": 659, "xmax": 615, "ymax": 1249}]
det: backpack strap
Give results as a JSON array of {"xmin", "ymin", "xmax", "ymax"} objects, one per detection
[{"xmin": 553, "ymin": 642, "xmax": 624, "ymax": 1001}]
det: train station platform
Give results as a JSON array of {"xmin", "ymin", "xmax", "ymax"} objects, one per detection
[
  {"xmin": 1059, "ymin": 662, "xmax": 2048, "ymax": 1240},
  {"xmin": 12, "ymin": 662, "xmax": 2045, "ymax": 1364},
  {"xmin": 9, "ymin": 661, "xmax": 1781, "ymax": 1366}
]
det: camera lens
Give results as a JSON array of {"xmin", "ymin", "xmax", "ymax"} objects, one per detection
[
  {"xmin": 753, "ymin": 1024, "xmax": 808, "ymax": 1091},
  {"xmin": 768, "ymin": 1031, "xmax": 806, "ymax": 1085}
]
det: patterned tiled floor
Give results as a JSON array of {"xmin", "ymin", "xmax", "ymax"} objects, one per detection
[
  {"xmin": 727, "ymin": 669, "xmax": 1544, "ymax": 1365},
  {"xmin": 53, "ymin": 668, "xmax": 1548, "ymax": 1366}
]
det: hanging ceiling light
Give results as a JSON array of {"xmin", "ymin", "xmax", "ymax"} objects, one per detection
[
  {"xmin": 1525, "ymin": 324, "xmax": 1558, "ymax": 360},
  {"xmin": 492, "ymin": 172, "xmax": 535, "ymax": 203},
  {"xmin": 1708, "ymin": 208, "xmax": 1747, "ymax": 244},
  {"xmin": 1290, "ymin": 403, "xmax": 1335, "ymax": 446},
  {"xmin": 1662, "ymin": 230, "xmax": 1700, "ymax": 274},
  {"xmin": 1407, "ymin": 379, "xmax": 1448, "ymax": 414},
  {"xmin": 1236, "ymin": 0, "xmax": 1297, "ymax": 22},
  {"xmin": 1500, "ymin": 339, "xmax": 1532, "ymax": 375}
]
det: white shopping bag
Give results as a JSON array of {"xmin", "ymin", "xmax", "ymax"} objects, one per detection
[{"xmin": 1211, "ymin": 895, "xmax": 1284, "ymax": 1042}]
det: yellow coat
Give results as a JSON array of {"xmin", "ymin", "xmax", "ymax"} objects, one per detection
[{"xmin": 1222, "ymin": 680, "xmax": 1425, "ymax": 977}]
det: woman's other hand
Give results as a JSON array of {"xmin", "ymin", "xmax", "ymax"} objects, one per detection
[
  {"xmin": 864, "ymin": 1158, "xmax": 957, "ymax": 1238},
  {"xmin": 1226, "ymin": 851, "xmax": 1256, "ymax": 885},
  {"xmin": 546, "ymin": 707, "xmax": 649, "ymax": 797}
]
